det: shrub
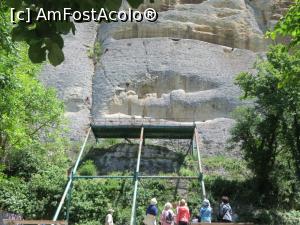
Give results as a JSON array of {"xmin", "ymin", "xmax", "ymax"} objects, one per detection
[
  {"xmin": 78, "ymin": 160, "xmax": 97, "ymax": 176},
  {"xmin": 69, "ymin": 176, "xmax": 179, "ymax": 225},
  {"xmin": 253, "ymin": 210, "xmax": 300, "ymax": 225},
  {"xmin": 75, "ymin": 220, "xmax": 99, "ymax": 225}
]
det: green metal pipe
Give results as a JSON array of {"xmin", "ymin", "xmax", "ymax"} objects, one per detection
[
  {"xmin": 53, "ymin": 127, "xmax": 91, "ymax": 221},
  {"xmin": 72, "ymin": 175, "xmax": 199, "ymax": 179},
  {"xmin": 194, "ymin": 127, "xmax": 206, "ymax": 198},
  {"xmin": 140, "ymin": 176, "xmax": 199, "ymax": 179},
  {"xmin": 72, "ymin": 128, "xmax": 92, "ymax": 174},
  {"xmin": 130, "ymin": 127, "xmax": 144, "ymax": 225},
  {"xmin": 73, "ymin": 175, "xmax": 134, "ymax": 179},
  {"xmin": 66, "ymin": 180, "xmax": 73, "ymax": 222}
]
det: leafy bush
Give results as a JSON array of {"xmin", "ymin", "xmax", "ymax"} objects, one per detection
[
  {"xmin": 253, "ymin": 210, "xmax": 300, "ymax": 225},
  {"xmin": 0, "ymin": 164, "xmax": 67, "ymax": 219},
  {"xmin": 75, "ymin": 220, "xmax": 100, "ymax": 225},
  {"xmin": 202, "ymin": 156, "xmax": 249, "ymax": 180},
  {"xmin": 78, "ymin": 160, "xmax": 97, "ymax": 176},
  {"xmin": 179, "ymin": 167, "xmax": 197, "ymax": 176},
  {"xmin": 0, "ymin": 177, "xmax": 32, "ymax": 215}
]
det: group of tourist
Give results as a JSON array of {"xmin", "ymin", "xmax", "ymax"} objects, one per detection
[
  {"xmin": 105, "ymin": 196, "xmax": 233, "ymax": 225},
  {"xmin": 143, "ymin": 198, "xmax": 190, "ymax": 225},
  {"xmin": 198, "ymin": 196, "xmax": 233, "ymax": 223}
]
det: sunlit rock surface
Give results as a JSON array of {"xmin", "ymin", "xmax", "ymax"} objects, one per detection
[
  {"xmin": 92, "ymin": 38, "xmax": 257, "ymax": 122},
  {"xmin": 40, "ymin": 0, "xmax": 291, "ymax": 155}
]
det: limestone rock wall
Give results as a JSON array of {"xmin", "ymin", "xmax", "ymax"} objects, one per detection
[
  {"xmin": 99, "ymin": 0, "xmax": 270, "ymax": 51},
  {"xmin": 40, "ymin": 22, "xmax": 97, "ymax": 140},
  {"xmin": 92, "ymin": 38, "xmax": 257, "ymax": 122},
  {"xmin": 40, "ymin": 0, "xmax": 292, "ymax": 154}
]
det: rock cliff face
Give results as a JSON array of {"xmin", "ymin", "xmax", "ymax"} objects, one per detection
[
  {"xmin": 85, "ymin": 144, "xmax": 182, "ymax": 174},
  {"xmin": 92, "ymin": 38, "xmax": 256, "ymax": 122},
  {"xmin": 40, "ymin": 22, "xmax": 97, "ymax": 140},
  {"xmin": 40, "ymin": 0, "xmax": 291, "ymax": 151},
  {"xmin": 100, "ymin": 0, "xmax": 267, "ymax": 51}
]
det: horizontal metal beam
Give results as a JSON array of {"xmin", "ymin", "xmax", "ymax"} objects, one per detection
[
  {"xmin": 73, "ymin": 175, "xmax": 199, "ymax": 179},
  {"xmin": 73, "ymin": 175, "xmax": 133, "ymax": 179},
  {"xmin": 91, "ymin": 124, "xmax": 195, "ymax": 139},
  {"xmin": 139, "ymin": 176, "xmax": 199, "ymax": 179}
]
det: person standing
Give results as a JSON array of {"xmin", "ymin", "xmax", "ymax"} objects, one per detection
[
  {"xmin": 143, "ymin": 198, "xmax": 158, "ymax": 225},
  {"xmin": 199, "ymin": 199, "xmax": 212, "ymax": 223},
  {"xmin": 176, "ymin": 199, "xmax": 190, "ymax": 225},
  {"xmin": 105, "ymin": 209, "xmax": 114, "ymax": 225},
  {"xmin": 218, "ymin": 196, "xmax": 233, "ymax": 223},
  {"xmin": 160, "ymin": 202, "xmax": 175, "ymax": 225}
]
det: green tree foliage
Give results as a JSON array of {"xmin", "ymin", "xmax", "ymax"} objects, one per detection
[
  {"xmin": 1, "ymin": 3, "xmax": 65, "ymax": 168},
  {"xmin": 0, "ymin": 6, "xmax": 69, "ymax": 219},
  {"xmin": 268, "ymin": 0, "xmax": 300, "ymax": 47},
  {"xmin": 0, "ymin": 46, "xmax": 68, "ymax": 216},
  {"xmin": 0, "ymin": 3, "xmax": 13, "ymax": 52},
  {"xmin": 0, "ymin": 4, "xmax": 66, "ymax": 168},
  {"xmin": 0, "ymin": 43, "xmax": 65, "ymax": 168},
  {"xmin": 4, "ymin": 0, "xmax": 143, "ymax": 66},
  {"xmin": 266, "ymin": 1, "xmax": 300, "ymax": 86},
  {"xmin": 253, "ymin": 210, "xmax": 300, "ymax": 225},
  {"xmin": 0, "ymin": 43, "xmax": 68, "ymax": 218},
  {"xmin": 231, "ymin": 45, "xmax": 300, "ymax": 208}
]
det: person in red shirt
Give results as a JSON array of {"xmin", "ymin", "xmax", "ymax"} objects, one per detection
[{"xmin": 176, "ymin": 199, "xmax": 190, "ymax": 225}]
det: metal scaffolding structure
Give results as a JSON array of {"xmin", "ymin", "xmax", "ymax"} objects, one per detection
[{"xmin": 52, "ymin": 120, "xmax": 206, "ymax": 225}]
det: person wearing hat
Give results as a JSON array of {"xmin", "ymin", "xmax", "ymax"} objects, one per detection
[
  {"xmin": 143, "ymin": 198, "xmax": 158, "ymax": 225},
  {"xmin": 199, "ymin": 199, "xmax": 212, "ymax": 223},
  {"xmin": 105, "ymin": 209, "xmax": 114, "ymax": 225},
  {"xmin": 176, "ymin": 199, "xmax": 190, "ymax": 225}
]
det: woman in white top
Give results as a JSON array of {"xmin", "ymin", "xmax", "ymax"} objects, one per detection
[{"xmin": 160, "ymin": 202, "xmax": 175, "ymax": 225}]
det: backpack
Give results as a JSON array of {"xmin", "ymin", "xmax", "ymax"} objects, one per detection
[
  {"xmin": 165, "ymin": 211, "xmax": 173, "ymax": 224},
  {"xmin": 218, "ymin": 204, "xmax": 231, "ymax": 221}
]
